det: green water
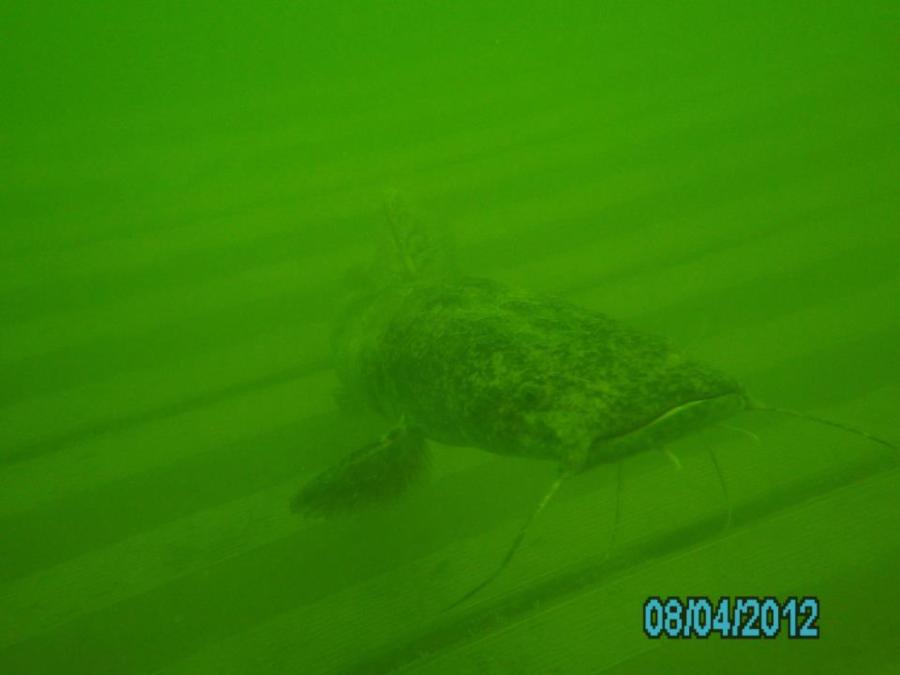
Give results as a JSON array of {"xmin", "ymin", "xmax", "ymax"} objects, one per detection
[{"xmin": 2, "ymin": 2, "xmax": 899, "ymax": 674}]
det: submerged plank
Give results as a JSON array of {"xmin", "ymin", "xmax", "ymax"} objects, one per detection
[
  {"xmin": 398, "ymin": 465, "xmax": 900, "ymax": 675},
  {"xmin": 146, "ymin": 388, "xmax": 900, "ymax": 675}
]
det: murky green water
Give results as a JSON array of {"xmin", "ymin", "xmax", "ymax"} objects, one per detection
[{"xmin": 3, "ymin": 2, "xmax": 899, "ymax": 674}]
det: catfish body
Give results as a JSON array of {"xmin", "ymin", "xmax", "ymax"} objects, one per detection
[
  {"xmin": 333, "ymin": 275, "xmax": 746, "ymax": 473},
  {"xmin": 295, "ymin": 199, "xmax": 895, "ymax": 608}
]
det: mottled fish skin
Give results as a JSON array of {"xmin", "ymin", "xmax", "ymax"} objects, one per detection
[{"xmin": 333, "ymin": 275, "xmax": 745, "ymax": 472}]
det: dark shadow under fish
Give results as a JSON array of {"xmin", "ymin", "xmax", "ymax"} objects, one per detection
[{"xmin": 292, "ymin": 193, "xmax": 896, "ymax": 609}]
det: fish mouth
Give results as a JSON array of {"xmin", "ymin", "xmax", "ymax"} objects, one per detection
[{"xmin": 589, "ymin": 392, "xmax": 747, "ymax": 465}]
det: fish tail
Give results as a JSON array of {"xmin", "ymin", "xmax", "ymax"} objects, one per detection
[{"xmin": 374, "ymin": 190, "xmax": 458, "ymax": 285}]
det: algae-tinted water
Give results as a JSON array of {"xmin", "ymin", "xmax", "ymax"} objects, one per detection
[{"xmin": 2, "ymin": 2, "xmax": 899, "ymax": 674}]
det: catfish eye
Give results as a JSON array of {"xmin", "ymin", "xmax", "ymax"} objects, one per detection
[{"xmin": 518, "ymin": 382, "xmax": 544, "ymax": 406}]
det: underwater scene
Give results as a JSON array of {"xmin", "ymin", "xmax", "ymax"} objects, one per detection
[{"xmin": 3, "ymin": 2, "xmax": 899, "ymax": 674}]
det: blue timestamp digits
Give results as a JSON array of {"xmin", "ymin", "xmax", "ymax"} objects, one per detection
[{"xmin": 643, "ymin": 596, "xmax": 820, "ymax": 639}]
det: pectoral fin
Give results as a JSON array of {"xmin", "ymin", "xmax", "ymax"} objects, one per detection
[{"xmin": 291, "ymin": 428, "xmax": 429, "ymax": 517}]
